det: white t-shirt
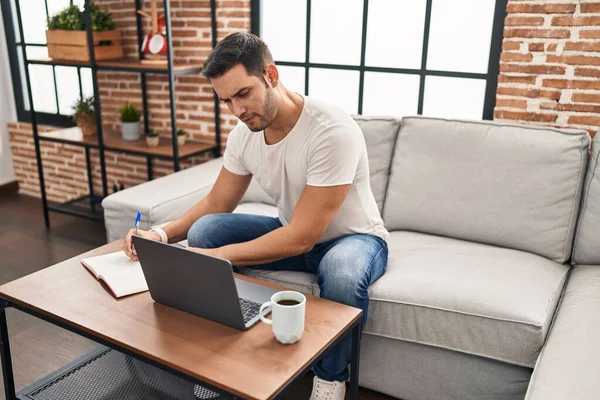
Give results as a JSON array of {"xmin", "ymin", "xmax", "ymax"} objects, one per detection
[{"xmin": 223, "ymin": 95, "xmax": 390, "ymax": 243}]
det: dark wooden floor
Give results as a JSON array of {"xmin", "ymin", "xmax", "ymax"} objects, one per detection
[{"xmin": 0, "ymin": 194, "xmax": 396, "ymax": 400}]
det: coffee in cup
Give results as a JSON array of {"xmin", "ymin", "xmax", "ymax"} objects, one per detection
[{"xmin": 276, "ymin": 299, "xmax": 300, "ymax": 306}]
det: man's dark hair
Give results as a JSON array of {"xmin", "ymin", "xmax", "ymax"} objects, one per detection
[{"xmin": 202, "ymin": 32, "xmax": 274, "ymax": 80}]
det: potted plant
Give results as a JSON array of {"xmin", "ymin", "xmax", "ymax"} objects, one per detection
[
  {"xmin": 46, "ymin": 2, "xmax": 123, "ymax": 62},
  {"xmin": 72, "ymin": 95, "xmax": 96, "ymax": 137},
  {"xmin": 176, "ymin": 129, "xmax": 187, "ymax": 146},
  {"xmin": 146, "ymin": 131, "xmax": 160, "ymax": 147},
  {"xmin": 119, "ymin": 103, "xmax": 142, "ymax": 141}
]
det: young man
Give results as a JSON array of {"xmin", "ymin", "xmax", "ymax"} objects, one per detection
[{"xmin": 123, "ymin": 32, "xmax": 389, "ymax": 400}]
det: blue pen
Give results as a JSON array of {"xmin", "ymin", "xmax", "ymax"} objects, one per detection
[
  {"xmin": 134, "ymin": 210, "xmax": 142, "ymax": 236},
  {"xmin": 131, "ymin": 211, "xmax": 142, "ymax": 255}
]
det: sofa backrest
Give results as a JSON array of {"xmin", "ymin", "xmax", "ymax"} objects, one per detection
[
  {"xmin": 383, "ymin": 116, "xmax": 590, "ymax": 263},
  {"xmin": 572, "ymin": 132, "xmax": 600, "ymax": 265},
  {"xmin": 242, "ymin": 115, "xmax": 401, "ymax": 214},
  {"xmin": 352, "ymin": 115, "xmax": 401, "ymax": 213}
]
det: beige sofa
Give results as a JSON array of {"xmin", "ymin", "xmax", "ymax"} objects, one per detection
[{"xmin": 102, "ymin": 116, "xmax": 600, "ymax": 400}]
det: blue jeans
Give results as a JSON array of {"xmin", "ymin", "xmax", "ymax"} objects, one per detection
[{"xmin": 187, "ymin": 213, "xmax": 388, "ymax": 382}]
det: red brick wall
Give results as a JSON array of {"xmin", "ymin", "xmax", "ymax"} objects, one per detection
[
  {"xmin": 495, "ymin": 0, "xmax": 600, "ymax": 137},
  {"xmin": 8, "ymin": 0, "xmax": 250, "ymax": 202}
]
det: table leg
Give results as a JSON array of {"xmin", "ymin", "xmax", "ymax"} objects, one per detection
[
  {"xmin": 0, "ymin": 302, "xmax": 17, "ymax": 400},
  {"xmin": 348, "ymin": 319, "xmax": 361, "ymax": 400}
]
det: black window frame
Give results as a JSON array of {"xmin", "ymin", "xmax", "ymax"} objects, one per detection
[
  {"xmin": 251, "ymin": 0, "xmax": 508, "ymax": 120},
  {"xmin": 2, "ymin": 0, "xmax": 83, "ymax": 127}
]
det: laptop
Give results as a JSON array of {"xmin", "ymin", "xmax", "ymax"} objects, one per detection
[{"xmin": 132, "ymin": 235, "xmax": 278, "ymax": 330}]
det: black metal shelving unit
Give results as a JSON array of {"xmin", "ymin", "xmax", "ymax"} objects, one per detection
[{"xmin": 13, "ymin": 0, "xmax": 222, "ymax": 228}]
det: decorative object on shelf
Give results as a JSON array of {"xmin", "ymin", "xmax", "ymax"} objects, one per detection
[
  {"xmin": 176, "ymin": 129, "xmax": 187, "ymax": 146},
  {"xmin": 46, "ymin": 2, "xmax": 123, "ymax": 62},
  {"xmin": 146, "ymin": 131, "xmax": 160, "ymax": 147},
  {"xmin": 112, "ymin": 180, "xmax": 126, "ymax": 193},
  {"xmin": 119, "ymin": 103, "xmax": 142, "ymax": 141},
  {"xmin": 138, "ymin": 0, "xmax": 167, "ymax": 64},
  {"xmin": 72, "ymin": 95, "xmax": 96, "ymax": 137}
]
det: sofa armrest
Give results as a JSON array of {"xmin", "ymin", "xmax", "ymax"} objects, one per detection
[
  {"xmin": 525, "ymin": 265, "xmax": 600, "ymax": 400},
  {"xmin": 102, "ymin": 157, "xmax": 223, "ymax": 242}
]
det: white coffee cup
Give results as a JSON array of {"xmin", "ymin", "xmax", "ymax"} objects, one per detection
[{"xmin": 259, "ymin": 291, "xmax": 306, "ymax": 344}]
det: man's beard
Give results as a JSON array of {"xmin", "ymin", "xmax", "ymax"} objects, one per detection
[{"xmin": 246, "ymin": 88, "xmax": 277, "ymax": 132}]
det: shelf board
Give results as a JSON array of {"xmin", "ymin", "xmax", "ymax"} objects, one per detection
[
  {"xmin": 28, "ymin": 58, "xmax": 204, "ymax": 75},
  {"xmin": 40, "ymin": 127, "xmax": 98, "ymax": 147},
  {"xmin": 39, "ymin": 127, "xmax": 216, "ymax": 159},
  {"xmin": 100, "ymin": 59, "xmax": 204, "ymax": 75}
]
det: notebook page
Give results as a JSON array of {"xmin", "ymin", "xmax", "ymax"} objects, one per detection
[
  {"xmin": 102, "ymin": 267, "xmax": 149, "ymax": 297},
  {"xmin": 81, "ymin": 251, "xmax": 148, "ymax": 297}
]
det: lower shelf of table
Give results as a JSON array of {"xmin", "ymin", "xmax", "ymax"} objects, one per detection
[
  {"xmin": 17, "ymin": 346, "xmax": 231, "ymax": 400},
  {"xmin": 48, "ymin": 195, "xmax": 104, "ymax": 221}
]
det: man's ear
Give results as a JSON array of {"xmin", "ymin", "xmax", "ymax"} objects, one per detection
[{"xmin": 265, "ymin": 64, "xmax": 279, "ymax": 88}]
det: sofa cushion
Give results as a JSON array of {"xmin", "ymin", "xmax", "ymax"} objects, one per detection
[
  {"xmin": 383, "ymin": 116, "xmax": 590, "ymax": 263},
  {"xmin": 236, "ymin": 229, "xmax": 568, "ymax": 368},
  {"xmin": 365, "ymin": 231, "xmax": 569, "ymax": 367},
  {"xmin": 525, "ymin": 265, "xmax": 600, "ymax": 400},
  {"xmin": 352, "ymin": 115, "xmax": 401, "ymax": 213},
  {"xmin": 572, "ymin": 132, "xmax": 600, "ymax": 265}
]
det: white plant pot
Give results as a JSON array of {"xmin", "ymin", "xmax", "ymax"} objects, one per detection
[
  {"xmin": 146, "ymin": 136, "xmax": 160, "ymax": 147},
  {"xmin": 177, "ymin": 135, "xmax": 186, "ymax": 146},
  {"xmin": 121, "ymin": 122, "xmax": 141, "ymax": 141}
]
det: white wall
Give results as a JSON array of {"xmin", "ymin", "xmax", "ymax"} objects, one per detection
[{"xmin": 0, "ymin": 2, "xmax": 17, "ymax": 186}]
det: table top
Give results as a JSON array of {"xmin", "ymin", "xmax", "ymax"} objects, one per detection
[{"xmin": 0, "ymin": 241, "xmax": 362, "ymax": 400}]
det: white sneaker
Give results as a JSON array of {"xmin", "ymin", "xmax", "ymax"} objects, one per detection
[{"xmin": 309, "ymin": 376, "xmax": 346, "ymax": 400}]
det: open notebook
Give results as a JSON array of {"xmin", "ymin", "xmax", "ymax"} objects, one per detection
[{"xmin": 81, "ymin": 251, "xmax": 148, "ymax": 298}]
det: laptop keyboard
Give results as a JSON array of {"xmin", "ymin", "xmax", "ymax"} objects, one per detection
[{"xmin": 239, "ymin": 298, "xmax": 262, "ymax": 324}]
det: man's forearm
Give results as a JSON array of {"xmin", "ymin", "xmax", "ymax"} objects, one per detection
[
  {"xmin": 217, "ymin": 226, "xmax": 310, "ymax": 266},
  {"xmin": 163, "ymin": 197, "xmax": 231, "ymax": 243}
]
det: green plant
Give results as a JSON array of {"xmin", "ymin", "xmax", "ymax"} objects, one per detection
[
  {"xmin": 72, "ymin": 95, "xmax": 95, "ymax": 119},
  {"xmin": 146, "ymin": 131, "xmax": 159, "ymax": 137},
  {"xmin": 176, "ymin": 129, "xmax": 187, "ymax": 136},
  {"xmin": 90, "ymin": 3, "xmax": 116, "ymax": 31},
  {"xmin": 47, "ymin": 2, "xmax": 115, "ymax": 31},
  {"xmin": 119, "ymin": 103, "xmax": 142, "ymax": 123},
  {"xmin": 47, "ymin": 4, "xmax": 82, "ymax": 30}
]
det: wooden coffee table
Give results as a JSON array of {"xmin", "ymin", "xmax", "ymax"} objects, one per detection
[{"xmin": 0, "ymin": 241, "xmax": 363, "ymax": 400}]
